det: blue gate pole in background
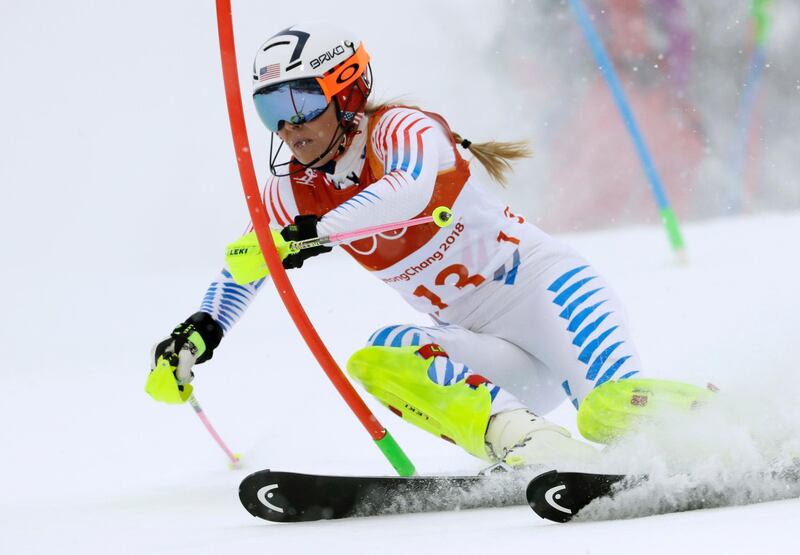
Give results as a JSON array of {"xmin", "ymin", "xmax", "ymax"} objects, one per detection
[{"xmin": 567, "ymin": 0, "xmax": 686, "ymax": 261}]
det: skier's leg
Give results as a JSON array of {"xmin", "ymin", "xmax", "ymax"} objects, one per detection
[
  {"xmin": 369, "ymin": 323, "xmax": 567, "ymax": 415},
  {"xmin": 454, "ymin": 251, "xmax": 710, "ymax": 444},
  {"xmin": 347, "ymin": 324, "xmax": 598, "ymax": 467}
]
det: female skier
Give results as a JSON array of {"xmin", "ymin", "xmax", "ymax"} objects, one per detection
[{"xmin": 148, "ymin": 22, "xmax": 706, "ymax": 469}]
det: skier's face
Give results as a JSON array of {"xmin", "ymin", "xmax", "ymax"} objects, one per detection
[{"xmin": 277, "ymin": 102, "xmax": 341, "ymax": 167}]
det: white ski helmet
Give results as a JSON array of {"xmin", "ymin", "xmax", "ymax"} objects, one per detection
[{"xmin": 252, "ymin": 22, "xmax": 372, "ymax": 133}]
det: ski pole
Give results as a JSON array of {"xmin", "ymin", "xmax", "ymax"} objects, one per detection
[
  {"xmin": 291, "ymin": 206, "xmax": 453, "ymax": 252},
  {"xmin": 188, "ymin": 394, "xmax": 241, "ymax": 468},
  {"xmin": 225, "ymin": 207, "xmax": 453, "ymax": 284}
]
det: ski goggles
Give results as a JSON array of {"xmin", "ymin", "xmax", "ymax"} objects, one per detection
[
  {"xmin": 253, "ymin": 44, "xmax": 370, "ymax": 132},
  {"xmin": 253, "ymin": 79, "xmax": 329, "ymax": 132}
]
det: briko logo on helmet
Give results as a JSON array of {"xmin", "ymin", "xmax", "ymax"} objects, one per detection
[{"xmin": 309, "ymin": 45, "xmax": 346, "ymax": 70}]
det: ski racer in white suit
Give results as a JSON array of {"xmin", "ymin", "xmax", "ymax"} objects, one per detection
[{"xmin": 148, "ymin": 22, "xmax": 709, "ymax": 470}]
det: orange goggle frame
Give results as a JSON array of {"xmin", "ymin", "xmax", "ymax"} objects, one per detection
[{"xmin": 315, "ymin": 43, "xmax": 370, "ymax": 102}]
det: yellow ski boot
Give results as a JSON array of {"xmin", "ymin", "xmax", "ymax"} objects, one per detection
[{"xmin": 577, "ymin": 378, "xmax": 716, "ymax": 444}]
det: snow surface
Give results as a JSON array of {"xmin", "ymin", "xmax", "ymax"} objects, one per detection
[
  {"xmin": 3, "ymin": 213, "xmax": 800, "ymax": 554},
  {"xmin": 2, "ymin": 1, "xmax": 799, "ymax": 554}
]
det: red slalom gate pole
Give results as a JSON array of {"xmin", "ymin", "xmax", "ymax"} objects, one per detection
[{"xmin": 214, "ymin": 0, "xmax": 415, "ymax": 476}]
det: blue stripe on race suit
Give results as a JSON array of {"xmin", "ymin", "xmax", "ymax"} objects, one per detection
[
  {"xmin": 560, "ymin": 288, "xmax": 604, "ymax": 320},
  {"xmin": 548, "ymin": 269, "xmax": 640, "ymax": 396},
  {"xmin": 595, "ymin": 355, "xmax": 631, "ymax": 387},
  {"xmin": 573, "ymin": 312, "xmax": 613, "ymax": 347},
  {"xmin": 205, "ymin": 285, "xmax": 249, "ymax": 305},
  {"xmin": 333, "ymin": 199, "xmax": 355, "ymax": 215},
  {"xmin": 390, "ymin": 326, "xmax": 423, "ymax": 347},
  {"xmin": 411, "ymin": 152, "xmax": 424, "ymax": 180},
  {"xmin": 505, "ymin": 250, "xmax": 521, "ymax": 285},
  {"xmin": 427, "ymin": 358, "xmax": 446, "ymax": 385},
  {"xmin": 443, "ymin": 359, "xmax": 455, "ymax": 385},
  {"xmin": 390, "ymin": 140, "xmax": 400, "ymax": 172},
  {"xmin": 348, "ymin": 196, "xmax": 366, "ymax": 208},
  {"xmin": 369, "ymin": 325, "xmax": 433, "ymax": 348},
  {"xmin": 370, "ymin": 325, "xmax": 401, "ymax": 347},
  {"xmin": 200, "ymin": 272, "xmax": 261, "ymax": 334},
  {"xmin": 219, "ymin": 293, "xmax": 248, "ymax": 310},
  {"xmin": 427, "ymin": 363, "xmax": 438, "ymax": 383},
  {"xmin": 585, "ymin": 341, "xmax": 624, "ymax": 380},
  {"xmin": 567, "ymin": 300, "xmax": 608, "ymax": 332},
  {"xmin": 562, "ymin": 380, "xmax": 580, "ymax": 410},
  {"xmin": 215, "ymin": 312, "xmax": 233, "ymax": 332},
  {"xmin": 219, "ymin": 281, "xmax": 253, "ymax": 295},
  {"xmin": 426, "ymin": 358, "xmax": 470, "ymax": 387},
  {"xmin": 401, "ymin": 143, "xmax": 412, "ymax": 172},
  {"xmin": 351, "ymin": 192, "xmax": 376, "ymax": 205},
  {"xmin": 360, "ymin": 190, "xmax": 382, "ymax": 202},
  {"xmin": 489, "ymin": 385, "xmax": 500, "ymax": 401},
  {"xmin": 220, "ymin": 287, "xmax": 250, "ymax": 303},
  {"xmin": 578, "ymin": 326, "xmax": 619, "ymax": 364},
  {"xmin": 219, "ymin": 298, "xmax": 245, "ymax": 316},
  {"xmin": 491, "ymin": 250, "xmax": 521, "ymax": 284},
  {"xmin": 548, "ymin": 265, "xmax": 589, "ymax": 292},
  {"xmin": 553, "ymin": 276, "xmax": 597, "ymax": 306}
]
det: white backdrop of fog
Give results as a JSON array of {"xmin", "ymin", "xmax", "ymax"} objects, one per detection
[{"xmin": 3, "ymin": 1, "xmax": 798, "ymax": 273}]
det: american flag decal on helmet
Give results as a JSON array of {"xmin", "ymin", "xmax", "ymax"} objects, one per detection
[{"xmin": 259, "ymin": 63, "xmax": 280, "ymax": 81}]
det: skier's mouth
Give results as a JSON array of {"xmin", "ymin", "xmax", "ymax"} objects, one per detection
[{"xmin": 293, "ymin": 139, "xmax": 313, "ymax": 149}]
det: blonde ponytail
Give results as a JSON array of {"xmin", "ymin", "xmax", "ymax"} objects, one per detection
[
  {"xmin": 452, "ymin": 133, "xmax": 532, "ymax": 187},
  {"xmin": 365, "ymin": 102, "xmax": 532, "ymax": 187}
]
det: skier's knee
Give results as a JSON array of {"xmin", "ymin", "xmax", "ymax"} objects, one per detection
[{"xmin": 347, "ymin": 344, "xmax": 493, "ymax": 460}]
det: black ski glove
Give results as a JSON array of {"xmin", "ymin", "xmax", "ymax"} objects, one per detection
[
  {"xmin": 151, "ymin": 312, "xmax": 224, "ymax": 382},
  {"xmin": 280, "ymin": 214, "xmax": 332, "ymax": 269}
]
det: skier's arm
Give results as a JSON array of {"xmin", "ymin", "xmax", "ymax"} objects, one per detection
[
  {"xmin": 190, "ymin": 173, "xmax": 296, "ymax": 336},
  {"xmin": 317, "ymin": 107, "xmax": 453, "ymax": 237},
  {"xmin": 146, "ymin": 176, "xmax": 297, "ymax": 403}
]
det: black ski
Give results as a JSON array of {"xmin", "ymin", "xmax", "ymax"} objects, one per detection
[
  {"xmin": 526, "ymin": 470, "xmax": 637, "ymax": 522},
  {"xmin": 239, "ymin": 469, "xmax": 528, "ymax": 522},
  {"xmin": 526, "ymin": 465, "xmax": 800, "ymax": 523}
]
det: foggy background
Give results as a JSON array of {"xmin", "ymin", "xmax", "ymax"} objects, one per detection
[{"xmin": 3, "ymin": 0, "xmax": 798, "ymax": 287}]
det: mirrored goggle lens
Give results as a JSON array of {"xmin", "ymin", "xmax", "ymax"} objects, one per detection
[{"xmin": 253, "ymin": 80, "xmax": 329, "ymax": 132}]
